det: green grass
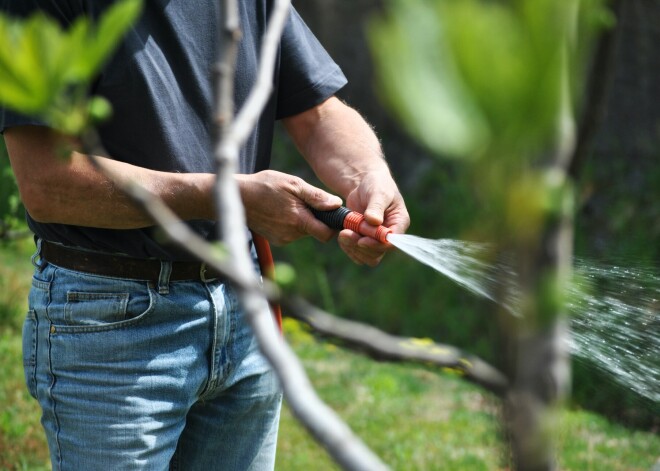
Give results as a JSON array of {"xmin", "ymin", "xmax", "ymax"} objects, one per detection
[
  {"xmin": 278, "ymin": 319, "xmax": 660, "ymax": 471},
  {"xmin": 0, "ymin": 240, "xmax": 658, "ymax": 470},
  {"xmin": 0, "ymin": 238, "xmax": 50, "ymax": 471},
  {"xmin": 278, "ymin": 319, "xmax": 504, "ymax": 470}
]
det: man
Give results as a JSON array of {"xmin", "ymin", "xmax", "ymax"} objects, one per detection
[{"xmin": 1, "ymin": 1, "xmax": 409, "ymax": 469}]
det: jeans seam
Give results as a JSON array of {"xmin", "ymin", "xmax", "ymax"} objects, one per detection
[
  {"xmin": 224, "ymin": 291, "xmax": 237, "ymax": 383},
  {"xmin": 23, "ymin": 310, "xmax": 38, "ymax": 398},
  {"xmin": 43, "ymin": 268, "xmax": 63, "ymax": 469}
]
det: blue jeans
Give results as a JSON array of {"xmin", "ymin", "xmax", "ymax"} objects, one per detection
[{"xmin": 23, "ymin": 253, "xmax": 282, "ymax": 470}]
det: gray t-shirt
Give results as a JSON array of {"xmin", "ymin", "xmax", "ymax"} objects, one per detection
[{"xmin": 0, "ymin": 0, "xmax": 347, "ymax": 260}]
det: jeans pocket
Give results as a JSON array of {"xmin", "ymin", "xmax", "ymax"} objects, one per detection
[
  {"xmin": 22, "ymin": 310, "xmax": 38, "ymax": 399},
  {"xmin": 65, "ymin": 291, "xmax": 130, "ymax": 326},
  {"xmin": 54, "ymin": 284, "xmax": 155, "ymax": 334}
]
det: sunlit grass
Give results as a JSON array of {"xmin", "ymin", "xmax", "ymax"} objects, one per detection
[
  {"xmin": 0, "ymin": 238, "xmax": 50, "ymax": 471},
  {"xmin": 278, "ymin": 317, "xmax": 505, "ymax": 470},
  {"xmin": 279, "ymin": 318, "xmax": 660, "ymax": 470},
  {"xmin": 0, "ymin": 332, "xmax": 50, "ymax": 471}
]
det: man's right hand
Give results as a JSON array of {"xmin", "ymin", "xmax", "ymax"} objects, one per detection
[{"xmin": 236, "ymin": 170, "xmax": 343, "ymax": 246}]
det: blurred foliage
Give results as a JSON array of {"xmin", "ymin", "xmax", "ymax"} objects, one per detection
[
  {"xmin": 0, "ymin": 0, "xmax": 142, "ymax": 134},
  {"xmin": 367, "ymin": 0, "xmax": 613, "ymax": 255},
  {"xmin": 367, "ymin": 0, "xmax": 612, "ymax": 162},
  {"xmin": 0, "ymin": 138, "xmax": 25, "ymax": 240},
  {"xmin": 368, "ymin": 0, "xmax": 611, "ymax": 378}
]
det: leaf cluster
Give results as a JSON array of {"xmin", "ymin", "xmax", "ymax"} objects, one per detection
[{"xmin": 0, "ymin": 0, "xmax": 142, "ymax": 134}]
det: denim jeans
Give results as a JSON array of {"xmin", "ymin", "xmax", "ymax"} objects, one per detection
[{"xmin": 23, "ymin": 251, "xmax": 282, "ymax": 470}]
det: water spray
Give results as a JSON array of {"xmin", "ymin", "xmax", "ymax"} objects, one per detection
[
  {"xmin": 311, "ymin": 206, "xmax": 393, "ymax": 244},
  {"xmin": 313, "ymin": 206, "xmax": 660, "ymax": 405},
  {"xmin": 311, "ymin": 206, "xmax": 501, "ymax": 307}
]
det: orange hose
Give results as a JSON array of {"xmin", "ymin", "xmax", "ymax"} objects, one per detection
[{"xmin": 252, "ymin": 232, "xmax": 283, "ymax": 332}]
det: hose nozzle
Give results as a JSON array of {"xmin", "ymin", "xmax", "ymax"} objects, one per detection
[{"xmin": 310, "ymin": 206, "xmax": 392, "ymax": 243}]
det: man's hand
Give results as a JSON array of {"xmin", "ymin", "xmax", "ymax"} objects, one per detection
[
  {"xmin": 283, "ymin": 96, "xmax": 410, "ymax": 266},
  {"xmin": 236, "ymin": 170, "xmax": 343, "ymax": 245},
  {"xmin": 339, "ymin": 170, "xmax": 409, "ymax": 266}
]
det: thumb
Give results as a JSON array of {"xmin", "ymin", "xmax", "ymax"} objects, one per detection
[
  {"xmin": 296, "ymin": 181, "xmax": 343, "ymax": 210},
  {"xmin": 363, "ymin": 197, "xmax": 387, "ymax": 226}
]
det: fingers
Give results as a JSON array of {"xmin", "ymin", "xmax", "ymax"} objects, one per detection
[
  {"xmin": 239, "ymin": 171, "xmax": 340, "ymax": 245},
  {"xmin": 293, "ymin": 178, "xmax": 343, "ymax": 211},
  {"xmin": 340, "ymin": 182, "xmax": 408, "ymax": 266},
  {"xmin": 338, "ymin": 229, "xmax": 389, "ymax": 267},
  {"xmin": 300, "ymin": 210, "xmax": 338, "ymax": 243},
  {"xmin": 291, "ymin": 179, "xmax": 344, "ymax": 243}
]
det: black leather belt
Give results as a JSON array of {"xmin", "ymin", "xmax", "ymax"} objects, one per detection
[{"xmin": 41, "ymin": 241, "xmax": 224, "ymax": 282}]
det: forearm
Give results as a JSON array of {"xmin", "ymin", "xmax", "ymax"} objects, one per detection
[
  {"xmin": 283, "ymin": 97, "xmax": 390, "ymax": 199},
  {"xmin": 43, "ymin": 152, "xmax": 216, "ymax": 229},
  {"xmin": 5, "ymin": 126, "xmax": 215, "ymax": 230}
]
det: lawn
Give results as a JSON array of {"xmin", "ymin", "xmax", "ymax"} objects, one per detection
[{"xmin": 0, "ymin": 239, "xmax": 658, "ymax": 470}]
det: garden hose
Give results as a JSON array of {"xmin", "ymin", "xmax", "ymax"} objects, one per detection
[
  {"xmin": 252, "ymin": 232, "xmax": 283, "ymax": 332},
  {"xmin": 311, "ymin": 206, "xmax": 392, "ymax": 243}
]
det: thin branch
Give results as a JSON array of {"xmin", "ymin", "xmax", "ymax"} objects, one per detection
[
  {"xmin": 283, "ymin": 297, "xmax": 508, "ymax": 396},
  {"xmin": 212, "ymin": 1, "xmax": 389, "ymax": 469},
  {"xmin": 568, "ymin": 0, "xmax": 623, "ymax": 180},
  {"xmin": 222, "ymin": 0, "xmax": 289, "ymax": 149}
]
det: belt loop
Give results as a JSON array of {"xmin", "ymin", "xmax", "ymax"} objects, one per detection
[
  {"xmin": 31, "ymin": 238, "xmax": 45, "ymax": 271},
  {"xmin": 158, "ymin": 261, "xmax": 172, "ymax": 295},
  {"xmin": 199, "ymin": 262, "xmax": 209, "ymax": 283}
]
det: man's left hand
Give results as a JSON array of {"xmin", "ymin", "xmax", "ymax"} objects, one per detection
[{"xmin": 338, "ymin": 169, "xmax": 409, "ymax": 266}]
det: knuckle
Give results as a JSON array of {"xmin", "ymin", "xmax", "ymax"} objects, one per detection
[{"xmin": 287, "ymin": 176, "xmax": 305, "ymax": 193}]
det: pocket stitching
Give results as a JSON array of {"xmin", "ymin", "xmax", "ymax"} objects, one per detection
[
  {"xmin": 65, "ymin": 292, "xmax": 130, "ymax": 325},
  {"xmin": 22, "ymin": 310, "xmax": 38, "ymax": 398},
  {"xmin": 56, "ymin": 288, "xmax": 155, "ymax": 334}
]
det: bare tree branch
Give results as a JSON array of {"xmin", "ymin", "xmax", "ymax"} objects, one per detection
[
  {"xmin": 568, "ymin": 0, "xmax": 623, "ymax": 180},
  {"xmin": 212, "ymin": 1, "xmax": 389, "ymax": 469},
  {"xmin": 283, "ymin": 297, "xmax": 508, "ymax": 396}
]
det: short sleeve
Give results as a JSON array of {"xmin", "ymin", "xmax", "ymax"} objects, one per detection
[{"xmin": 275, "ymin": 8, "xmax": 347, "ymax": 119}]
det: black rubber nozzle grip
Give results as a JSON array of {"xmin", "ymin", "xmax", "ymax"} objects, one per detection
[{"xmin": 310, "ymin": 206, "xmax": 352, "ymax": 230}]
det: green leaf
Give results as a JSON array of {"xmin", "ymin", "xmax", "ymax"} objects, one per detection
[
  {"xmin": 369, "ymin": 0, "xmax": 608, "ymax": 162},
  {"xmin": 368, "ymin": 1, "xmax": 489, "ymax": 159},
  {"xmin": 0, "ymin": 0, "xmax": 143, "ymax": 131},
  {"xmin": 274, "ymin": 263, "xmax": 297, "ymax": 288},
  {"xmin": 0, "ymin": 14, "xmax": 57, "ymax": 113},
  {"xmin": 71, "ymin": 0, "xmax": 143, "ymax": 79},
  {"xmin": 88, "ymin": 96, "xmax": 113, "ymax": 123}
]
